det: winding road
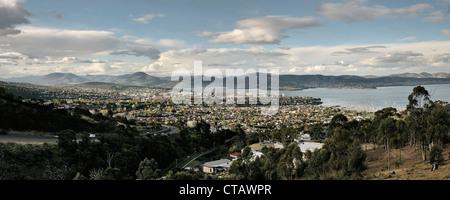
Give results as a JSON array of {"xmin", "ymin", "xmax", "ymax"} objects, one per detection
[{"xmin": 159, "ymin": 147, "xmax": 216, "ymax": 179}]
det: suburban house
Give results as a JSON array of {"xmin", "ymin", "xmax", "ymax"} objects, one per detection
[
  {"xmin": 202, "ymin": 159, "xmax": 232, "ymax": 173},
  {"xmin": 230, "ymin": 152, "xmax": 242, "ymax": 161}
]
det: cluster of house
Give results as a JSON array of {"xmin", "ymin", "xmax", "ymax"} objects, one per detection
[{"xmin": 200, "ymin": 137, "xmax": 323, "ymax": 174}]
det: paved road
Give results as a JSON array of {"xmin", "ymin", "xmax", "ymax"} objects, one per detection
[
  {"xmin": 159, "ymin": 147, "xmax": 216, "ymax": 179},
  {"xmin": 141, "ymin": 125, "xmax": 180, "ymax": 136},
  {"xmin": 0, "ymin": 134, "xmax": 58, "ymax": 144},
  {"xmin": 162, "ymin": 125, "xmax": 180, "ymax": 135}
]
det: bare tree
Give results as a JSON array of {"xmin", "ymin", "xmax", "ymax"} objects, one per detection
[
  {"xmin": 106, "ymin": 152, "xmax": 115, "ymax": 168},
  {"xmin": 89, "ymin": 168, "xmax": 104, "ymax": 180}
]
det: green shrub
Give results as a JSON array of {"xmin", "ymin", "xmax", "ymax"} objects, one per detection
[{"xmin": 429, "ymin": 146, "xmax": 444, "ymax": 165}]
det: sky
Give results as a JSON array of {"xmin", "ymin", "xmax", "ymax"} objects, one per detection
[{"xmin": 0, "ymin": 0, "xmax": 450, "ymax": 77}]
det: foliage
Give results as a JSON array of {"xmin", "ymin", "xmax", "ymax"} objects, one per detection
[
  {"xmin": 429, "ymin": 146, "xmax": 444, "ymax": 165},
  {"xmin": 1, "ymin": 85, "xmax": 449, "ymax": 180},
  {"xmin": 0, "ymin": 87, "xmax": 115, "ymax": 132},
  {"xmin": 135, "ymin": 158, "xmax": 161, "ymax": 180}
]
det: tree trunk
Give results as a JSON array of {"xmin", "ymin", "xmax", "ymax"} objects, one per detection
[
  {"xmin": 106, "ymin": 152, "xmax": 115, "ymax": 168},
  {"xmin": 421, "ymin": 142, "xmax": 427, "ymax": 161},
  {"xmin": 387, "ymin": 137, "xmax": 390, "ymax": 171}
]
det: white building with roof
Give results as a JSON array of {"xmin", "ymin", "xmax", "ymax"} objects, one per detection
[
  {"xmin": 298, "ymin": 142, "xmax": 323, "ymax": 153},
  {"xmin": 202, "ymin": 159, "xmax": 232, "ymax": 173}
]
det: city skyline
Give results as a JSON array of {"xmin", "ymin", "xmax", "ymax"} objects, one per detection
[{"xmin": 1, "ymin": 0, "xmax": 450, "ymax": 78}]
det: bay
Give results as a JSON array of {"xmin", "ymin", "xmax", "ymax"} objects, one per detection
[{"xmin": 281, "ymin": 84, "xmax": 450, "ymax": 112}]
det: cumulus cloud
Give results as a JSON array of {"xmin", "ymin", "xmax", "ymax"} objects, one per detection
[
  {"xmin": 429, "ymin": 53, "xmax": 450, "ymax": 66},
  {"xmin": 142, "ymin": 46, "xmax": 290, "ymax": 75},
  {"xmin": 43, "ymin": 56, "xmax": 106, "ymax": 64},
  {"xmin": 0, "ymin": 29, "xmax": 22, "ymax": 36},
  {"xmin": 0, "ymin": 26, "xmax": 161, "ymax": 59},
  {"xmin": 0, "ymin": 27, "xmax": 119, "ymax": 58},
  {"xmin": 304, "ymin": 65, "xmax": 326, "ymax": 73},
  {"xmin": 142, "ymin": 41, "xmax": 450, "ymax": 76},
  {"xmin": 202, "ymin": 16, "xmax": 322, "ymax": 44},
  {"xmin": 317, "ymin": 0, "xmax": 432, "ymax": 22},
  {"xmin": 0, "ymin": 0, "xmax": 31, "ymax": 29},
  {"xmin": 154, "ymin": 39, "xmax": 185, "ymax": 49},
  {"xmin": 192, "ymin": 31, "xmax": 223, "ymax": 37},
  {"xmin": 132, "ymin": 13, "xmax": 165, "ymax": 24},
  {"xmin": 358, "ymin": 51, "xmax": 424, "ymax": 67},
  {"xmin": 0, "ymin": 54, "xmax": 148, "ymax": 77},
  {"xmin": 0, "ymin": 0, "xmax": 31, "ymax": 35}
]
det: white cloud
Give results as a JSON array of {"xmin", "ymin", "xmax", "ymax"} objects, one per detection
[
  {"xmin": 358, "ymin": 51, "xmax": 424, "ymax": 67},
  {"xmin": 442, "ymin": 29, "xmax": 450, "ymax": 35},
  {"xmin": 0, "ymin": 54, "xmax": 148, "ymax": 77},
  {"xmin": 399, "ymin": 36, "xmax": 417, "ymax": 41},
  {"xmin": 0, "ymin": 26, "xmax": 161, "ymax": 59},
  {"xmin": 428, "ymin": 53, "xmax": 450, "ymax": 66},
  {"xmin": 142, "ymin": 46, "xmax": 289, "ymax": 75},
  {"xmin": 132, "ymin": 13, "xmax": 165, "ymax": 24},
  {"xmin": 155, "ymin": 39, "xmax": 185, "ymax": 49},
  {"xmin": 119, "ymin": 35, "xmax": 184, "ymax": 50},
  {"xmin": 203, "ymin": 16, "xmax": 322, "ymax": 44},
  {"xmin": 43, "ymin": 56, "xmax": 106, "ymax": 64},
  {"xmin": 144, "ymin": 41, "xmax": 450, "ymax": 76},
  {"xmin": 317, "ymin": 0, "xmax": 432, "ymax": 22},
  {"xmin": 0, "ymin": 51, "xmax": 27, "ymax": 59},
  {"xmin": 192, "ymin": 31, "xmax": 223, "ymax": 37},
  {"xmin": 304, "ymin": 65, "xmax": 325, "ymax": 73},
  {"xmin": 332, "ymin": 46, "xmax": 386, "ymax": 55},
  {"xmin": 423, "ymin": 11, "xmax": 448, "ymax": 22},
  {"xmin": 0, "ymin": 26, "xmax": 119, "ymax": 58}
]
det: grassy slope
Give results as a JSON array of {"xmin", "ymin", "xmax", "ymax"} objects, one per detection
[{"xmin": 363, "ymin": 145, "xmax": 450, "ymax": 180}]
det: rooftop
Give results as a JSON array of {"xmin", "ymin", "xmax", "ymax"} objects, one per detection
[{"xmin": 202, "ymin": 159, "xmax": 232, "ymax": 168}]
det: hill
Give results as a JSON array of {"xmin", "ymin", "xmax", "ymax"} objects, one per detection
[
  {"xmin": 84, "ymin": 72, "xmax": 170, "ymax": 87},
  {"xmin": 387, "ymin": 72, "xmax": 450, "ymax": 79},
  {"xmin": 0, "ymin": 87, "xmax": 115, "ymax": 133},
  {"xmin": 73, "ymin": 82, "xmax": 147, "ymax": 91},
  {"xmin": 1, "ymin": 72, "xmax": 450, "ymax": 89},
  {"xmin": 36, "ymin": 73, "xmax": 90, "ymax": 85},
  {"xmin": 363, "ymin": 145, "xmax": 450, "ymax": 180},
  {"xmin": 0, "ymin": 72, "xmax": 168, "ymax": 87}
]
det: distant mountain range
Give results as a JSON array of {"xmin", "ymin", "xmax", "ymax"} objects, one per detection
[
  {"xmin": 1, "ymin": 72, "xmax": 170, "ymax": 87},
  {"xmin": 1, "ymin": 72, "xmax": 450, "ymax": 90}
]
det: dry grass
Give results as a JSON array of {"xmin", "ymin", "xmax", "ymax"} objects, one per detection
[
  {"xmin": 249, "ymin": 143, "xmax": 265, "ymax": 151},
  {"xmin": 362, "ymin": 144, "xmax": 450, "ymax": 180}
]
